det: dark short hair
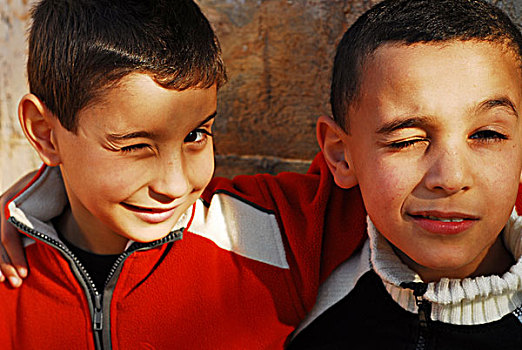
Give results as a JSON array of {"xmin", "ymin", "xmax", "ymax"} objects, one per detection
[
  {"xmin": 331, "ymin": 0, "xmax": 522, "ymax": 131},
  {"xmin": 28, "ymin": 0, "xmax": 227, "ymax": 132}
]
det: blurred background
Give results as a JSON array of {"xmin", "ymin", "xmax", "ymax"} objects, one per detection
[{"xmin": 1, "ymin": 0, "xmax": 520, "ymax": 191}]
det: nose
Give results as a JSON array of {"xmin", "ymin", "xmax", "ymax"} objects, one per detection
[
  {"xmin": 148, "ymin": 153, "xmax": 190, "ymax": 203},
  {"xmin": 423, "ymin": 143, "xmax": 472, "ymax": 195}
]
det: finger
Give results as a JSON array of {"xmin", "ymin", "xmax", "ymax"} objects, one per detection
[
  {"xmin": 1, "ymin": 231, "xmax": 27, "ymax": 278},
  {"xmin": 2, "ymin": 199, "xmax": 28, "ymax": 278},
  {"xmin": 2, "ymin": 230, "xmax": 28, "ymax": 278},
  {"xmin": 0, "ymin": 245, "xmax": 22, "ymax": 288},
  {"xmin": 0, "ymin": 171, "xmax": 36, "ymax": 285}
]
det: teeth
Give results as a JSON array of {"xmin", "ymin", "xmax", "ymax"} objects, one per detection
[{"xmin": 425, "ymin": 215, "xmax": 464, "ymax": 222}]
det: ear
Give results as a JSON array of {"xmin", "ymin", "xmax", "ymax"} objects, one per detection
[
  {"xmin": 316, "ymin": 115, "xmax": 358, "ymax": 189},
  {"xmin": 18, "ymin": 94, "xmax": 61, "ymax": 166}
]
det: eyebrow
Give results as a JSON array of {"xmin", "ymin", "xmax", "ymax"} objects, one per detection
[
  {"xmin": 375, "ymin": 116, "xmax": 434, "ymax": 135},
  {"xmin": 477, "ymin": 97, "xmax": 518, "ymax": 118},
  {"xmin": 196, "ymin": 111, "xmax": 217, "ymax": 127},
  {"xmin": 107, "ymin": 130, "xmax": 156, "ymax": 142},
  {"xmin": 375, "ymin": 98, "xmax": 519, "ymax": 135},
  {"xmin": 106, "ymin": 111, "xmax": 217, "ymax": 142}
]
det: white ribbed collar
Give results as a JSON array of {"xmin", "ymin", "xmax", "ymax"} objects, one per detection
[{"xmin": 369, "ymin": 209, "xmax": 522, "ymax": 325}]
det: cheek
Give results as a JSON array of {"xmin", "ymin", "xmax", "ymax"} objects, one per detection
[
  {"xmin": 480, "ymin": 155, "xmax": 520, "ymax": 220},
  {"xmin": 483, "ymin": 146, "xmax": 522, "ymax": 192},
  {"xmin": 70, "ymin": 163, "xmax": 136, "ymax": 204},
  {"xmin": 69, "ymin": 152, "xmax": 148, "ymax": 203},
  {"xmin": 187, "ymin": 147, "xmax": 215, "ymax": 190},
  {"xmin": 359, "ymin": 160, "xmax": 415, "ymax": 216}
]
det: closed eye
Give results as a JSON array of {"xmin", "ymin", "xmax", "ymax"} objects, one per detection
[
  {"xmin": 388, "ymin": 138, "xmax": 428, "ymax": 150},
  {"xmin": 120, "ymin": 143, "xmax": 150, "ymax": 153}
]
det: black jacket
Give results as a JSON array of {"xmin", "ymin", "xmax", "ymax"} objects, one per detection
[{"xmin": 289, "ymin": 216, "xmax": 522, "ymax": 350}]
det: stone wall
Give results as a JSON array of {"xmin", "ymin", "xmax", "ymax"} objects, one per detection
[
  {"xmin": 0, "ymin": 0, "xmax": 36, "ymax": 192},
  {"xmin": 1, "ymin": 0, "xmax": 521, "ymax": 190}
]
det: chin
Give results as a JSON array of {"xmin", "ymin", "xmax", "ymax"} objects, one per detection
[
  {"xmin": 413, "ymin": 257, "xmax": 479, "ymax": 281},
  {"xmin": 132, "ymin": 230, "xmax": 174, "ymax": 243},
  {"xmin": 117, "ymin": 223, "xmax": 175, "ymax": 243},
  {"xmin": 400, "ymin": 247, "xmax": 474, "ymax": 276}
]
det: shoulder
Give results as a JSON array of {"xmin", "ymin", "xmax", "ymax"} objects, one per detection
[{"xmin": 189, "ymin": 195, "xmax": 289, "ymax": 269}]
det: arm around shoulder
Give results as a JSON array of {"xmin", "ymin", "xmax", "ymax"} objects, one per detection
[{"xmin": 0, "ymin": 170, "xmax": 38, "ymax": 287}]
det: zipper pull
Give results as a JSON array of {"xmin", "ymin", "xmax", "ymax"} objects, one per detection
[
  {"xmin": 93, "ymin": 293, "xmax": 103, "ymax": 331},
  {"xmin": 416, "ymin": 297, "xmax": 431, "ymax": 328},
  {"xmin": 401, "ymin": 282, "xmax": 431, "ymax": 350},
  {"xmin": 401, "ymin": 282, "xmax": 432, "ymax": 326}
]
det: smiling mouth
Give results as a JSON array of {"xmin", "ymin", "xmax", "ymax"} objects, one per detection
[
  {"xmin": 121, "ymin": 202, "xmax": 177, "ymax": 213},
  {"xmin": 121, "ymin": 202, "xmax": 179, "ymax": 224},
  {"xmin": 408, "ymin": 213, "xmax": 478, "ymax": 235},
  {"xmin": 413, "ymin": 215, "xmax": 467, "ymax": 223}
]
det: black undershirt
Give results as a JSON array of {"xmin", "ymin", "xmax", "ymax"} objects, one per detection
[{"xmin": 58, "ymin": 232, "xmax": 120, "ymax": 292}]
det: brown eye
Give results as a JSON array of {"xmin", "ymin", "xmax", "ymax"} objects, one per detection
[{"xmin": 184, "ymin": 129, "xmax": 212, "ymax": 143}]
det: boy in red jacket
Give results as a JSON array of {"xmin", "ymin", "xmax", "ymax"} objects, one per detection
[{"xmin": 0, "ymin": 0, "xmax": 366, "ymax": 349}]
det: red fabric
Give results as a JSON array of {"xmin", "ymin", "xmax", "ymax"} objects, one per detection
[
  {"xmin": 0, "ymin": 243, "xmax": 95, "ymax": 349},
  {"xmin": 204, "ymin": 152, "xmax": 367, "ymax": 315},
  {"xmin": 0, "ymin": 152, "xmax": 367, "ymax": 349}
]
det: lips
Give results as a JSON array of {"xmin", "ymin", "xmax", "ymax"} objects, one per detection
[
  {"xmin": 408, "ymin": 211, "xmax": 479, "ymax": 235},
  {"xmin": 121, "ymin": 202, "xmax": 178, "ymax": 224}
]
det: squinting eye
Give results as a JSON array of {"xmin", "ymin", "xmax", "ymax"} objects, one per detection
[
  {"xmin": 184, "ymin": 129, "xmax": 213, "ymax": 143},
  {"xmin": 120, "ymin": 144, "xmax": 149, "ymax": 153},
  {"xmin": 470, "ymin": 130, "xmax": 508, "ymax": 142},
  {"xmin": 388, "ymin": 138, "xmax": 427, "ymax": 150}
]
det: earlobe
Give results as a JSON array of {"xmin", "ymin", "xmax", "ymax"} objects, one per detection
[
  {"xmin": 316, "ymin": 115, "xmax": 358, "ymax": 189},
  {"xmin": 18, "ymin": 94, "xmax": 61, "ymax": 166}
]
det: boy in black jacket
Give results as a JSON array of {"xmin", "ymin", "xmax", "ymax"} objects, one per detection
[{"xmin": 290, "ymin": 0, "xmax": 522, "ymax": 348}]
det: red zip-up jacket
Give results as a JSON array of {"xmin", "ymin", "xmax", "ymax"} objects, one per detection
[{"xmin": 0, "ymin": 152, "xmax": 367, "ymax": 350}]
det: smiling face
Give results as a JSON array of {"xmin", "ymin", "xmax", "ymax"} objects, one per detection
[
  {"xmin": 49, "ymin": 73, "xmax": 217, "ymax": 254},
  {"xmin": 329, "ymin": 41, "xmax": 522, "ymax": 281}
]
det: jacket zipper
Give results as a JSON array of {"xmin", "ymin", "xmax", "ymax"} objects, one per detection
[
  {"xmin": 9, "ymin": 218, "xmax": 105, "ymax": 348},
  {"xmin": 13, "ymin": 217, "xmax": 185, "ymax": 348},
  {"xmin": 401, "ymin": 281, "xmax": 432, "ymax": 350},
  {"xmin": 93, "ymin": 294, "xmax": 103, "ymax": 331},
  {"xmin": 96, "ymin": 231, "xmax": 183, "ymax": 349},
  {"xmin": 103, "ymin": 232, "xmax": 180, "ymax": 287},
  {"xmin": 513, "ymin": 305, "xmax": 522, "ymax": 324},
  {"xmin": 10, "ymin": 217, "xmax": 183, "ymax": 350}
]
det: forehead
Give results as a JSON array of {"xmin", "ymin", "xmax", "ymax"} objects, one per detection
[
  {"xmin": 350, "ymin": 41, "xmax": 522, "ymax": 126},
  {"xmin": 76, "ymin": 73, "xmax": 217, "ymax": 134}
]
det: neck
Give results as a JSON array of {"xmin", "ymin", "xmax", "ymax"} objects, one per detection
[{"xmin": 55, "ymin": 206, "xmax": 128, "ymax": 255}]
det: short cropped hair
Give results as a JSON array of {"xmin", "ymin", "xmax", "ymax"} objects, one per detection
[
  {"xmin": 331, "ymin": 0, "xmax": 522, "ymax": 131},
  {"xmin": 28, "ymin": 0, "xmax": 227, "ymax": 132}
]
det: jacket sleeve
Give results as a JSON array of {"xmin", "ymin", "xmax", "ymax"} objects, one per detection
[{"xmin": 203, "ymin": 151, "xmax": 367, "ymax": 317}]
